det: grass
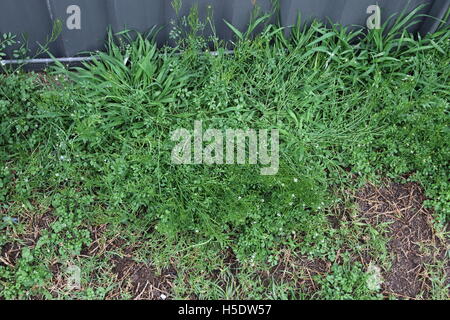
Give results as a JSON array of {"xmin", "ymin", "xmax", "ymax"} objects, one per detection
[{"xmin": 0, "ymin": 7, "xmax": 449, "ymax": 299}]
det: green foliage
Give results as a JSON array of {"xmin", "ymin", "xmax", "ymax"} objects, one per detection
[
  {"xmin": 66, "ymin": 32, "xmax": 191, "ymax": 109},
  {"xmin": 316, "ymin": 259, "xmax": 382, "ymax": 300},
  {"xmin": 0, "ymin": 191, "xmax": 91, "ymax": 299},
  {"xmin": 0, "ymin": 20, "xmax": 62, "ymax": 73},
  {"xmin": 0, "ymin": 7, "xmax": 448, "ymax": 299},
  {"xmin": 0, "ymin": 32, "xmax": 30, "ymax": 65}
]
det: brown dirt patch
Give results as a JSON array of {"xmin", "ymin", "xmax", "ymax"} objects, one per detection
[
  {"xmin": 246, "ymin": 248, "xmax": 329, "ymax": 299},
  {"xmin": 79, "ymin": 225, "xmax": 177, "ymax": 300},
  {"xmin": 80, "ymin": 224, "xmax": 124, "ymax": 257},
  {"xmin": 111, "ymin": 255, "xmax": 176, "ymax": 300},
  {"xmin": 269, "ymin": 249, "xmax": 329, "ymax": 297},
  {"xmin": 0, "ymin": 242, "xmax": 23, "ymax": 267},
  {"xmin": 356, "ymin": 182, "xmax": 449, "ymax": 299},
  {"xmin": 0, "ymin": 210, "xmax": 56, "ymax": 268}
]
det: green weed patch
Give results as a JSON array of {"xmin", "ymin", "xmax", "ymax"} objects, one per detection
[{"xmin": 0, "ymin": 9, "xmax": 448, "ymax": 299}]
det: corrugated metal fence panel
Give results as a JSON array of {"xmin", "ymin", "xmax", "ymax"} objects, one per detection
[
  {"xmin": 0, "ymin": 0, "xmax": 448, "ymax": 59},
  {"xmin": 282, "ymin": 0, "xmax": 432, "ymax": 31},
  {"xmin": 419, "ymin": 0, "xmax": 450, "ymax": 33},
  {"xmin": 0, "ymin": 0, "xmax": 56, "ymax": 57}
]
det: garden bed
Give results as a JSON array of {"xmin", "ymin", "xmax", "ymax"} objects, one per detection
[{"xmin": 0, "ymin": 10, "xmax": 448, "ymax": 300}]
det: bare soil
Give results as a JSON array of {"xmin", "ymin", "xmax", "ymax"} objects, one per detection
[
  {"xmin": 1, "ymin": 181, "xmax": 448, "ymax": 300},
  {"xmin": 356, "ymin": 182, "xmax": 449, "ymax": 299}
]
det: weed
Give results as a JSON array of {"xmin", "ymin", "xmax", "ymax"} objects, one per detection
[
  {"xmin": 0, "ymin": 7, "xmax": 448, "ymax": 299},
  {"xmin": 316, "ymin": 257, "xmax": 382, "ymax": 300}
]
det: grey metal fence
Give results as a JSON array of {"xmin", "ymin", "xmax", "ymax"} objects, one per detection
[{"xmin": 0, "ymin": 0, "xmax": 448, "ymax": 60}]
